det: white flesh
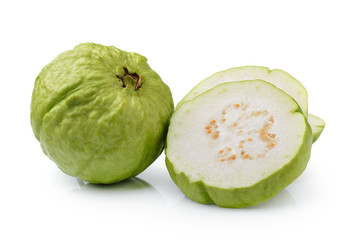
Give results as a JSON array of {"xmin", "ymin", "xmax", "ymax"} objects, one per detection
[
  {"xmin": 179, "ymin": 66, "xmax": 308, "ymax": 118},
  {"xmin": 167, "ymin": 80, "xmax": 307, "ymax": 189}
]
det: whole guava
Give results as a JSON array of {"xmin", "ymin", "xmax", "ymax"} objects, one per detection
[{"xmin": 31, "ymin": 43, "xmax": 174, "ymax": 184}]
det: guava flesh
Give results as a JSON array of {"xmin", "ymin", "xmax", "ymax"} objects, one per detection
[
  {"xmin": 31, "ymin": 43, "xmax": 174, "ymax": 184},
  {"xmin": 166, "ymin": 80, "xmax": 312, "ymax": 208}
]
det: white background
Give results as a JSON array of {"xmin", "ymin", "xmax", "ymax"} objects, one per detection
[{"xmin": 1, "ymin": 0, "xmax": 359, "ymax": 239}]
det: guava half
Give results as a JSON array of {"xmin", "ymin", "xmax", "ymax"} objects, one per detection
[
  {"xmin": 178, "ymin": 66, "xmax": 309, "ymax": 118},
  {"xmin": 308, "ymin": 114, "xmax": 325, "ymax": 143},
  {"xmin": 31, "ymin": 43, "xmax": 174, "ymax": 184},
  {"xmin": 165, "ymin": 80, "xmax": 312, "ymax": 208}
]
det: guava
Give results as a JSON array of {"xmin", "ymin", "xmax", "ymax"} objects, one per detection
[
  {"xmin": 165, "ymin": 80, "xmax": 312, "ymax": 208},
  {"xmin": 308, "ymin": 114, "xmax": 325, "ymax": 143},
  {"xmin": 31, "ymin": 43, "xmax": 174, "ymax": 184},
  {"xmin": 178, "ymin": 66, "xmax": 325, "ymax": 142}
]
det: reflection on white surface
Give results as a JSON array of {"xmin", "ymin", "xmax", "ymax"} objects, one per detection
[
  {"xmin": 248, "ymin": 189, "xmax": 296, "ymax": 209},
  {"xmin": 72, "ymin": 177, "xmax": 165, "ymax": 205},
  {"xmin": 75, "ymin": 177, "xmax": 155, "ymax": 191}
]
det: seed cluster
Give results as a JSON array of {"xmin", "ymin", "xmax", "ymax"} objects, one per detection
[
  {"xmin": 259, "ymin": 115, "xmax": 277, "ymax": 149},
  {"xmin": 204, "ymin": 103, "xmax": 278, "ymax": 163},
  {"xmin": 204, "ymin": 119, "xmax": 220, "ymax": 139},
  {"xmin": 218, "ymin": 147, "xmax": 236, "ymax": 162}
]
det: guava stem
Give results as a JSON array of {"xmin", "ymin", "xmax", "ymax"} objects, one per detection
[{"xmin": 116, "ymin": 68, "xmax": 142, "ymax": 91}]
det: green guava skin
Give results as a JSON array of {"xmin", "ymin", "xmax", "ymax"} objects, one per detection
[
  {"xmin": 308, "ymin": 114, "xmax": 325, "ymax": 143},
  {"xmin": 165, "ymin": 83, "xmax": 312, "ymax": 208},
  {"xmin": 31, "ymin": 43, "xmax": 174, "ymax": 184}
]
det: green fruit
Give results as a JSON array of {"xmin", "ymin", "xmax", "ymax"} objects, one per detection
[
  {"xmin": 31, "ymin": 43, "xmax": 174, "ymax": 184},
  {"xmin": 308, "ymin": 114, "xmax": 325, "ymax": 143},
  {"xmin": 165, "ymin": 80, "xmax": 312, "ymax": 208}
]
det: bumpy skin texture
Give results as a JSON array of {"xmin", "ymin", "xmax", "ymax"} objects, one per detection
[
  {"xmin": 165, "ymin": 82, "xmax": 312, "ymax": 208},
  {"xmin": 31, "ymin": 43, "xmax": 174, "ymax": 184}
]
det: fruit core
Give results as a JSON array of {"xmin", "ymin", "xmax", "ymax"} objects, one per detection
[
  {"xmin": 204, "ymin": 102, "xmax": 278, "ymax": 162},
  {"xmin": 116, "ymin": 67, "xmax": 142, "ymax": 90}
]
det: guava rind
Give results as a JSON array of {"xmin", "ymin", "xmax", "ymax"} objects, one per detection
[
  {"xmin": 308, "ymin": 114, "xmax": 325, "ymax": 143},
  {"xmin": 177, "ymin": 66, "xmax": 309, "ymax": 118},
  {"xmin": 165, "ymin": 81, "xmax": 312, "ymax": 208},
  {"xmin": 31, "ymin": 43, "xmax": 174, "ymax": 184}
]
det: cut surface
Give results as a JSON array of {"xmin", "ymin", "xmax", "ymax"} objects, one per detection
[
  {"xmin": 308, "ymin": 114, "xmax": 325, "ymax": 143},
  {"xmin": 178, "ymin": 66, "xmax": 308, "ymax": 118},
  {"xmin": 167, "ymin": 80, "xmax": 309, "ymax": 189}
]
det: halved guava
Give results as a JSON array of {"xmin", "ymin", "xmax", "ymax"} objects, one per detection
[
  {"xmin": 308, "ymin": 114, "xmax": 325, "ymax": 143},
  {"xmin": 166, "ymin": 80, "xmax": 312, "ymax": 208},
  {"xmin": 178, "ymin": 66, "xmax": 309, "ymax": 118}
]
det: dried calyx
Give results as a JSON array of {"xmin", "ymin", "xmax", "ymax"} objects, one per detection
[{"xmin": 116, "ymin": 67, "xmax": 142, "ymax": 90}]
